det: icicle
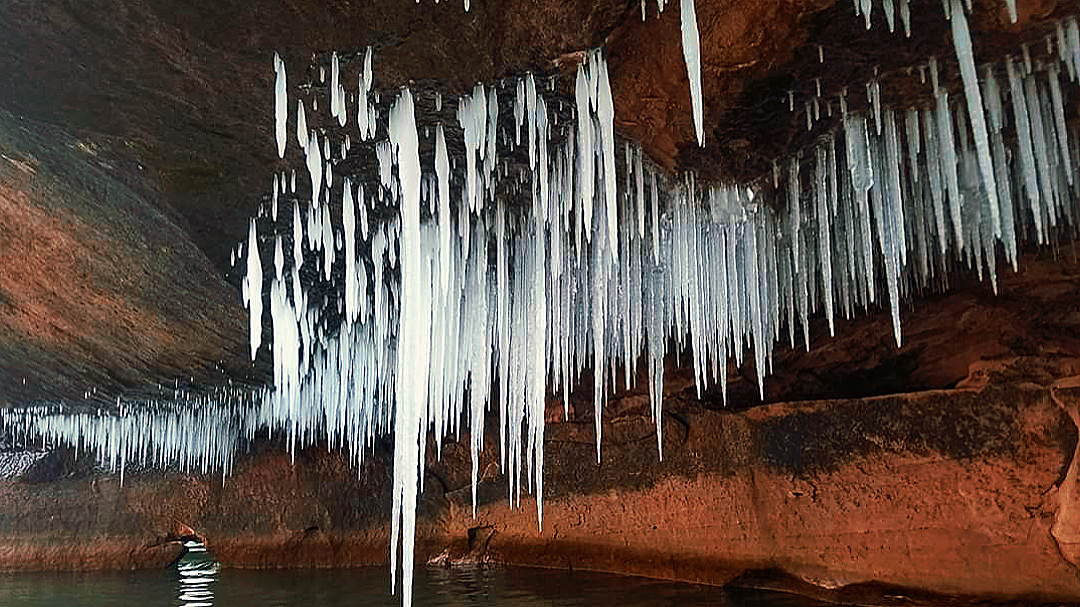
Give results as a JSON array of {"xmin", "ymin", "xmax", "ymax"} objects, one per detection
[
  {"xmin": 242, "ymin": 218, "xmax": 263, "ymax": 359},
  {"xmin": 1069, "ymin": 18, "xmax": 1080, "ymax": 83},
  {"xmin": 1047, "ymin": 64, "xmax": 1074, "ymax": 186},
  {"xmin": 1006, "ymin": 56, "xmax": 1044, "ymax": 243},
  {"xmin": 597, "ymin": 58, "xmax": 618, "ymax": 262},
  {"xmin": 343, "ymin": 177, "xmax": 358, "ymax": 324},
  {"xmin": 680, "ymin": 0, "xmax": 704, "ymax": 145},
  {"xmin": 1057, "ymin": 23, "xmax": 1074, "ymax": 81},
  {"xmin": 292, "ymin": 201, "xmax": 304, "ymax": 271},
  {"xmin": 650, "ymin": 172, "xmax": 660, "ymax": 262},
  {"xmin": 575, "ymin": 63, "xmax": 594, "ymax": 242},
  {"xmin": 844, "ymin": 115, "xmax": 875, "ymax": 302},
  {"xmin": 883, "ymin": 109, "xmax": 905, "ymax": 345},
  {"xmin": 307, "ymin": 130, "xmax": 323, "ymax": 207},
  {"xmin": 297, "ymin": 100, "xmax": 309, "ymax": 151},
  {"xmin": 904, "ymin": 109, "xmax": 920, "ymax": 187},
  {"xmin": 1024, "ymin": 76, "xmax": 1056, "ymax": 232},
  {"xmin": 870, "ymin": 78, "xmax": 882, "ymax": 135},
  {"xmin": 950, "ymin": 0, "xmax": 1001, "ymax": 238},
  {"xmin": 274, "ymin": 53, "xmax": 287, "ymax": 159},
  {"xmin": 815, "ymin": 145, "xmax": 835, "ymax": 336},
  {"xmin": 272, "ymin": 174, "xmax": 279, "ymax": 221},
  {"xmin": 358, "ymin": 47, "xmax": 374, "ymax": 141},
  {"xmin": 436, "ymin": 124, "xmax": 451, "ymax": 297},
  {"xmin": 331, "ymin": 52, "xmax": 341, "ymax": 125},
  {"xmin": 788, "ymin": 156, "xmax": 801, "ymax": 267},
  {"xmin": 982, "ymin": 65, "xmax": 1017, "ymax": 268},
  {"xmin": 387, "ymin": 87, "xmax": 428, "ymax": 607},
  {"xmin": 635, "ymin": 147, "xmax": 645, "ymax": 239},
  {"xmin": 936, "ymin": 93, "xmax": 964, "ymax": 251}
]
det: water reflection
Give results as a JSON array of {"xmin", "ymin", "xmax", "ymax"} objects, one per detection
[
  {"xmin": 176, "ymin": 541, "xmax": 219, "ymax": 607},
  {"xmin": 0, "ymin": 562, "xmax": 860, "ymax": 606}
]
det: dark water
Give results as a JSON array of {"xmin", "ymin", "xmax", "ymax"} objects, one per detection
[{"xmin": 0, "ymin": 545, "xmax": 839, "ymax": 607}]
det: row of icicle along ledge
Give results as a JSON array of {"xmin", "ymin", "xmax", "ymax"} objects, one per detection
[{"xmin": 2, "ymin": 1, "xmax": 1079, "ymax": 606}]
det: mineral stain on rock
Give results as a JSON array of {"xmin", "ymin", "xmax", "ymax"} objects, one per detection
[{"xmin": 749, "ymin": 386, "xmax": 1063, "ymax": 475}]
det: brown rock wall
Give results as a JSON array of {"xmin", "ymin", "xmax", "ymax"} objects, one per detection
[{"xmin": 0, "ymin": 383, "xmax": 1076, "ymax": 600}]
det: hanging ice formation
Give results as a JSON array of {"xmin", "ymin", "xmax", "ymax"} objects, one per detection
[
  {"xmin": 635, "ymin": 0, "xmax": 705, "ymax": 146},
  {"xmin": 274, "ymin": 53, "xmax": 287, "ymax": 159},
  {"xmin": 681, "ymin": 0, "xmax": 705, "ymax": 145},
  {"xmin": 6, "ymin": 7, "xmax": 1080, "ymax": 607}
]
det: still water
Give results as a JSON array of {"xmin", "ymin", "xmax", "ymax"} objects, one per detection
[{"xmin": 0, "ymin": 544, "xmax": 838, "ymax": 607}]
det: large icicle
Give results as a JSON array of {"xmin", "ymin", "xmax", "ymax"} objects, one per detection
[
  {"xmin": 680, "ymin": 0, "xmax": 705, "ymax": 145},
  {"xmin": 815, "ymin": 145, "xmax": 835, "ymax": 336},
  {"xmin": 436, "ymin": 124, "xmax": 451, "ymax": 298},
  {"xmin": 387, "ymin": 88, "xmax": 428, "ymax": 607},
  {"xmin": 1006, "ymin": 56, "xmax": 1044, "ymax": 243},
  {"xmin": 949, "ymin": 0, "xmax": 1000, "ymax": 237},
  {"xmin": 597, "ymin": 56, "xmax": 619, "ymax": 264}
]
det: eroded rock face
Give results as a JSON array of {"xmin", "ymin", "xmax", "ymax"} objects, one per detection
[
  {"xmin": 0, "ymin": 109, "xmax": 254, "ymax": 405},
  {"xmin": 0, "ymin": 380, "xmax": 1076, "ymax": 599},
  {"xmin": 446, "ymin": 385, "xmax": 1079, "ymax": 598},
  {"xmin": 1051, "ymin": 378, "xmax": 1080, "ymax": 571}
]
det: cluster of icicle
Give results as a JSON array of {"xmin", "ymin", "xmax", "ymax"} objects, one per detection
[
  {"xmin": 3, "ymin": 2, "xmax": 1080, "ymax": 607},
  {"xmin": 244, "ymin": 4, "xmax": 1079, "ymax": 602},
  {"xmin": 0, "ymin": 393, "xmax": 254, "ymax": 485}
]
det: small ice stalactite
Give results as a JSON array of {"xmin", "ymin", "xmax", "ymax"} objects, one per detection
[{"xmin": 274, "ymin": 53, "xmax": 287, "ymax": 159}]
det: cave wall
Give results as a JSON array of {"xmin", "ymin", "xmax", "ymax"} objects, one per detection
[
  {"xmin": 1, "ymin": 379, "xmax": 1077, "ymax": 600},
  {"xmin": 1, "ymin": 0, "xmax": 1080, "ymax": 601}
]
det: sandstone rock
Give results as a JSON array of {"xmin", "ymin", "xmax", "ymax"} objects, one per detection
[{"xmin": 0, "ymin": 382, "xmax": 1076, "ymax": 600}]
